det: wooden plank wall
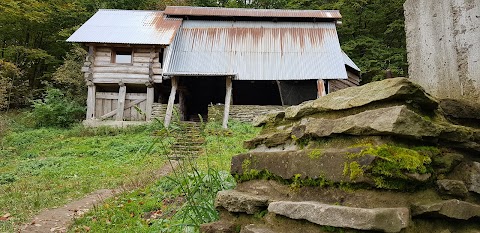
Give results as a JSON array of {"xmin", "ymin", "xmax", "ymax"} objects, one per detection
[
  {"xmin": 85, "ymin": 46, "xmax": 163, "ymax": 84},
  {"xmin": 328, "ymin": 72, "xmax": 361, "ymax": 93},
  {"xmin": 95, "ymin": 92, "xmax": 147, "ymax": 121}
]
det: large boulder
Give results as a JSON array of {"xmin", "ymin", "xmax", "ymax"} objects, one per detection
[
  {"xmin": 247, "ymin": 105, "xmax": 480, "ymax": 152},
  {"xmin": 268, "ymin": 201, "xmax": 409, "ymax": 232},
  {"xmin": 291, "ymin": 105, "xmax": 439, "ymax": 140},
  {"xmin": 213, "ymin": 77, "xmax": 480, "ymax": 233},
  {"xmin": 284, "ymin": 78, "xmax": 438, "ymax": 120}
]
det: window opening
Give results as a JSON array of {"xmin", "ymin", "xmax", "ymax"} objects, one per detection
[{"xmin": 113, "ymin": 49, "xmax": 132, "ymax": 64}]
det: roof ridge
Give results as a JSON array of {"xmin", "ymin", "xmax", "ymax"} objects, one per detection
[{"xmin": 98, "ymin": 9, "xmax": 163, "ymax": 13}]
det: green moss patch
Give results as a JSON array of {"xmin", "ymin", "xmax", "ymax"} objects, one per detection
[{"xmin": 346, "ymin": 144, "xmax": 436, "ymax": 190}]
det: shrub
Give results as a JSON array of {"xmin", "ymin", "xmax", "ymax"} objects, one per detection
[{"xmin": 30, "ymin": 88, "xmax": 85, "ymax": 128}]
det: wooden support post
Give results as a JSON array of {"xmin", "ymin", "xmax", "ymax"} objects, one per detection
[
  {"xmin": 116, "ymin": 82, "xmax": 126, "ymax": 121},
  {"xmin": 179, "ymin": 90, "xmax": 186, "ymax": 121},
  {"xmin": 317, "ymin": 79, "xmax": 327, "ymax": 98},
  {"xmin": 276, "ymin": 80, "xmax": 285, "ymax": 106},
  {"xmin": 145, "ymin": 82, "xmax": 154, "ymax": 121},
  {"xmin": 86, "ymin": 81, "xmax": 96, "ymax": 119},
  {"xmin": 164, "ymin": 77, "xmax": 178, "ymax": 127},
  {"xmin": 223, "ymin": 76, "xmax": 233, "ymax": 129},
  {"xmin": 86, "ymin": 45, "xmax": 95, "ymax": 82}
]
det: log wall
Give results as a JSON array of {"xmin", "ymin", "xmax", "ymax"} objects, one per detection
[
  {"xmin": 83, "ymin": 44, "xmax": 162, "ymax": 122},
  {"xmin": 84, "ymin": 46, "xmax": 163, "ymax": 84}
]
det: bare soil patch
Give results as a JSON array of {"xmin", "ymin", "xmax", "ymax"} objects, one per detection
[{"xmin": 19, "ymin": 161, "xmax": 179, "ymax": 233}]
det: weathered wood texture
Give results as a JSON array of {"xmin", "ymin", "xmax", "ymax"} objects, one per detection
[
  {"xmin": 328, "ymin": 73, "xmax": 361, "ymax": 93},
  {"xmin": 223, "ymin": 77, "xmax": 233, "ymax": 129},
  {"xmin": 164, "ymin": 77, "xmax": 178, "ymax": 127},
  {"xmin": 83, "ymin": 46, "xmax": 163, "ymax": 84},
  {"xmin": 94, "ymin": 92, "xmax": 147, "ymax": 121},
  {"xmin": 145, "ymin": 86, "xmax": 154, "ymax": 121},
  {"xmin": 116, "ymin": 85, "xmax": 127, "ymax": 121},
  {"xmin": 86, "ymin": 84, "xmax": 96, "ymax": 119}
]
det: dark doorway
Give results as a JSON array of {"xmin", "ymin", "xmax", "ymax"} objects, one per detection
[
  {"xmin": 181, "ymin": 76, "xmax": 226, "ymax": 121},
  {"xmin": 232, "ymin": 81, "xmax": 282, "ymax": 105},
  {"xmin": 277, "ymin": 80, "xmax": 317, "ymax": 105}
]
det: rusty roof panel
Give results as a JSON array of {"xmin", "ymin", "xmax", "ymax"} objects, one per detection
[
  {"xmin": 67, "ymin": 9, "xmax": 182, "ymax": 45},
  {"xmin": 164, "ymin": 6, "xmax": 341, "ymax": 19},
  {"xmin": 163, "ymin": 20, "xmax": 348, "ymax": 80}
]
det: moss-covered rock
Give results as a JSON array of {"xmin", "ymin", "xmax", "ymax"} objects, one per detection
[
  {"xmin": 291, "ymin": 105, "xmax": 439, "ymax": 140},
  {"xmin": 439, "ymin": 98, "xmax": 480, "ymax": 128},
  {"xmin": 231, "ymin": 147, "xmax": 375, "ymax": 184},
  {"xmin": 284, "ymin": 78, "xmax": 438, "ymax": 120},
  {"xmin": 212, "ymin": 77, "xmax": 480, "ymax": 233},
  {"xmin": 412, "ymin": 199, "xmax": 480, "ymax": 220}
]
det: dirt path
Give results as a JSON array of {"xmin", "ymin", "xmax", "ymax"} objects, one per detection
[{"xmin": 19, "ymin": 160, "xmax": 180, "ymax": 233}]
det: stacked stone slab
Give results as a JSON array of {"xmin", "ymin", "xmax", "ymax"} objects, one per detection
[{"xmin": 202, "ymin": 78, "xmax": 480, "ymax": 233}]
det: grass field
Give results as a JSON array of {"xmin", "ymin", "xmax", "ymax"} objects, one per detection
[
  {"xmin": 0, "ymin": 112, "xmax": 173, "ymax": 232},
  {"xmin": 0, "ymin": 112, "xmax": 260, "ymax": 232},
  {"xmin": 69, "ymin": 121, "xmax": 259, "ymax": 233}
]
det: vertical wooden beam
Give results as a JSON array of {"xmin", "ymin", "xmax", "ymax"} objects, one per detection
[
  {"xmin": 116, "ymin": 82, "xmax": 126, "ymax": 121},
  {"xmin": 317, "ymin": 79, "xmax": 327, "ymax": 98},
  {"xmin": 145, "ymin": 82, "xmax": 154, "ymax": 121},
  {"xmin": 223, "ymin": 76, "xmax": 233, "ymax": 129},
  {"xmin": 179, "ymin": 90, "xmax": 186, "ymax": 121},
  {"xmin": 86, "ymin": 45, "xmax": 95, "ymax": 82},
  {"xmin": 164, "ymin": 77, "xmax": 178, "ymax": 127},
  {"xmin": 276, "ymin": 80, "xmax": 285, "ymax": 106},
  {"xmin": 86, "ymin": 81, "xmax": 96, "ymax": 120}
]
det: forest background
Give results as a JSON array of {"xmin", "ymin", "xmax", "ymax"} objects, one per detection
[{"xmin": 0, "ymin": 0, "xmax": 406, "ymax": 111}]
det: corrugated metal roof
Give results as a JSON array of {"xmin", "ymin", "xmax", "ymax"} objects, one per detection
[
  {"xmin": 342, "ymin": 51, "xmax": 360, "ymax": 71},
  {"xmin": 164, "ymin": 6, "xmax": 341, "ymax": 19},
  {"xmin": 67, "ymin": 9, "xmax": 182, "ymax": 45},
  {"xmin": 163, "ymin": 20, "xmax": 348, "ymax": 80}
]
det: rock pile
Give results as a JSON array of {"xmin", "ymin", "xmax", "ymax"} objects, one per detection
[{"xmin": 202, "ymin": 78, "xmax": 480, "ymax": 233}]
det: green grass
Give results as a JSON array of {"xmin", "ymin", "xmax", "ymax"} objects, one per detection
[
  {"xmin": 0, "ymin": 112, "xmax": 173, "ymax": 232},
  {"xmin": 68, "ymin": 120, "xmax": 260, "ymax": 233}
]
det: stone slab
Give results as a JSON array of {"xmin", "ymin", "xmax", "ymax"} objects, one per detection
[
  {"xmin": 284, "ymin": 78, "xmax": 437, "ymax": 120},
  {"xmin": 215, "ymin": 190, "xmax": 269, "ymax": 215},
  {"xmin": 291, "ymin": 105, "xmax": 440, "ymax": 140},
  {"xmin": 268, "ymin": 201, "xmax": 409, "ymax": 232},
  {"xmin": 232, "ymin": 148, "xmax": 375, "ymax": 183},
  {"xmin": 412, "ymin": 199, "xmax": 480, "ymax": 220}
]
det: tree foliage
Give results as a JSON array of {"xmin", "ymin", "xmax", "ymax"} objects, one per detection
[
  {"xmin": 0, "ymin": 59, "xmax": 29, "ymax": 109},
  {"xmin": 0, "ymin": 60, "xmax": 19, "ymax": 110},
  {"xmin": 0, "ymin": 0, "xmax": 407, "ymax": 109},
  {"xmin": 52, "ymin": 45, "xmax": 88, "ymax": 104}
]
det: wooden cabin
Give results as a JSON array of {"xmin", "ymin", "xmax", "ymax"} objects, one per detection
[
  {"xmin": 67, "ymin": 7, "xmax": 361, "ymax": 128},
  {"xmin": 68, "ymin": 10, "xmax": 181, "ymax": 125}
]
